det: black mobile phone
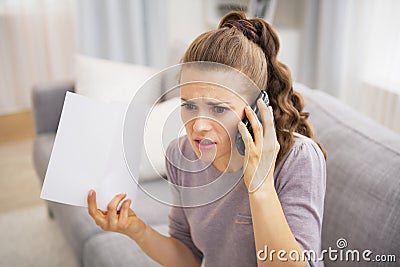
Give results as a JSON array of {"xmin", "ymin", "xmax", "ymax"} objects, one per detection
[{"xmin": 235, "ymin": 90, "xmax": 270, "ymax": 155}]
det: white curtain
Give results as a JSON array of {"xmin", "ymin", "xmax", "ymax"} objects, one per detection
[
  {"xmin": 299, "ymin": 0, "xmax": 400, "ymax": 133},
  {"xmin": 77, "ymin": 0, "xmax": 168, "ymax": 68},
  {"xmin": 0, "ymin": 0, "xmax": 168, "ymax": 115},
  {"xmin": 0, "ymin": 0, "xmax": 77, "ymax": 115}
]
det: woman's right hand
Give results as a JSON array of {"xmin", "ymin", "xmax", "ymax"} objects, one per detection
[{"xmin": 87, "ymin": 190, "xmax": 147, "ymax": 242}]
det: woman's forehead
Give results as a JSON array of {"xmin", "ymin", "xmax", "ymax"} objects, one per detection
[
  {"xmin": 180, "ymin": 68, "xmax": 260, "ymax": 103},
  {"xmin": 180, "ymin": 82, "xmax": 240, "ymax": 101},
  {"xmin": 181, "ymin": 68, "xmax": 243, "ymax": 87}
]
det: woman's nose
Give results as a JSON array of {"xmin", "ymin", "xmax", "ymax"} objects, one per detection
[{"xmin": 192, "ymin": 117, "xmax": 212, "ymax": 132}]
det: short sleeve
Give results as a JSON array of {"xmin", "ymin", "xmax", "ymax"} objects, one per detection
[
  {"xmin": 274, "ymin": 139, "xmax": 326, "ymax": 267},
  {"xmin": 165, "ymin": 141, "xmax": 204, "ymax": 263}
]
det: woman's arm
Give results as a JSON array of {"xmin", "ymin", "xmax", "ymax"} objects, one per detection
[
  {"xmin": 238, "ymin": 100, "xmax": 308, "ymax": 267},
  {"xmin": 249, "ymin": 175, "xmax": 307, "ymax": 267},
  {"xmin": 87, "ymin": 190, "xmax": 201, "ymax": 267}
]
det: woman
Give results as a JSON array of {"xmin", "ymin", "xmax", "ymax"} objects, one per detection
[{"xmin": 88, "ymin": 11, "xmax": 327, "ymax": 267}]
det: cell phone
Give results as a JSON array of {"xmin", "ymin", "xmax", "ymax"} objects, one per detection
[{"xmin": 235, "ymin": 90, "xmax": 270, "ymax": 155}]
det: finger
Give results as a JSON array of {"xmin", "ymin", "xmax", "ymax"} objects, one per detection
[
  {"xmin": 238, "ymin": 121, "xmax": 252, "ymax": 158},
  {"xmin": 87, "ymin": 190, "xmax": 100, "ymax": 217},
  {"xmin": 258, "ymin": 103, "xmax": 279, "ymax": 156},
  {"xmin": 107, "ymin": 193, "xmax": 127, "ymax": 228},
  {"xmin": 238, "ymin": 122, "xmax": 253, "ymax": 188},
  {"xmin": 257, "ymin": 99, "xmax": 274, "ymax": 135},
  {"xmin": 87, "ymin": 190, "xmax": 107, "ymax": 227},
  {"xmin": 119, "ymin": 199, "xmax": 131, "ymax": 229},
  {"xmin": 244, "ymin": 105, "xmax": 263, "ymax": 146},
  {"xmin": 266, "ymin": 106, "xmax": 278, "ymax": 145}
]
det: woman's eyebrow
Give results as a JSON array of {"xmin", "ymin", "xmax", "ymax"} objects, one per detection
[
  {"xmin": 180, "ymin": 98, "xmax": 231, "ymax": 106},
  {"xmin": 206, "ymin": 100, "xmax": 231, "ymax": 106}
]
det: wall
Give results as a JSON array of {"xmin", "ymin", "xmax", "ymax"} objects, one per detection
[
  {"xmin": 164, "ymin": 0, "xmax": 305, "ymax": 81},
  {"xmin": 273, "ymin": 0, "xmax": 306, "ymax": 82},
  {"xmin": 165, "ymin": 0, "xmax": 210, "ymax": 65}
]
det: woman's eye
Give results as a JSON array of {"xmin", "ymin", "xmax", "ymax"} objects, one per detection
[
  {"xmin": 213, "ymin": 106, "xmax": 228, "ymax": 114},
  {"xmin": 181, "ymin": 103, "xmax": 197, "ymax": 111}
]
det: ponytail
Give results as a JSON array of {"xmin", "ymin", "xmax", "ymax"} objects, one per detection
[{"xmin": 253, "ymin": 16, "xmax": 327, "ymax": 162}]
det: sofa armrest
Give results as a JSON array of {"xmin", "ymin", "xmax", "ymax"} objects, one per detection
[{"xmin": 32, "ymin": 81, "xmax": 75, "ymax": 134}]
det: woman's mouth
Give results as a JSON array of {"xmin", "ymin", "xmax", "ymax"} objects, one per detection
[{"xmin": 194, "ymin": 138, "xmax": 217, "ymax": 150}]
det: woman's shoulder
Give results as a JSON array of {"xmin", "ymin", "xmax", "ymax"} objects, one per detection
[
  {"xmin": 274, "ymin": 132, "xmax": 327, "ymax": 194},
  {"xmin": 292, "ymin": 131, "xmax": 319, "ymax": 147},
  {"xmin": 292, "ymin": 132, "xmax": 325, "ymax": 158},
  {"xmin": 276, "ymin": 132, "xmax": 326, "ymax": 172}
]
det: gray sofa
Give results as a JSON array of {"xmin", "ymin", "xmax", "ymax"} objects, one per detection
[{"xmin": 32, "ymin": 81, "xmax": 400, "ymax": 267}]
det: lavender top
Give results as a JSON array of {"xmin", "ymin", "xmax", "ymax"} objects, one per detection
[{"xmin": 166, "ymin": 133, "xmax": 326, "ymax": 267}]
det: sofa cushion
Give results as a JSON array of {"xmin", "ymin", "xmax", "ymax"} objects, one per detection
[
  {"xmin": 295, "ymin": 83, "xmax": 400, "ymax": 266},
  {"xmin": 75, "ymin": 55, "xmax": 159, "ymax": 103},
  {"xmin": 82, "ymin": 225, "xmax": 168, "ymax": 267}
]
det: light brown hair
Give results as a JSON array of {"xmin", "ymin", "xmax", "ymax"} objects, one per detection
[{"xmin": 181, "ymin": 11, "xmax": 327, "ymax": 165}]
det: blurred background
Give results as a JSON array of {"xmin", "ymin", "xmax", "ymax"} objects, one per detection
[
  {"xmin": 1, "ymin": 0, "xmax": 400, "ymax": 136},
  {"xmin": 0, "ymin": 0, "xmax": 399, "ymax": 266}
]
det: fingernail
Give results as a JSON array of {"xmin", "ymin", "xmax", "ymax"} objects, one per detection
[
  {"xmin": 89, "ymin": 190, "xmax": 93, "ymax": 197},
  {"xmin": 246, "ymin": 105, "xmax": 251, "ymax": 110}
]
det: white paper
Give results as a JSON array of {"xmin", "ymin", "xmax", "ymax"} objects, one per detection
[{"xmin": 40, "ymin": 92, "xmax": 145, "ymax": 210}]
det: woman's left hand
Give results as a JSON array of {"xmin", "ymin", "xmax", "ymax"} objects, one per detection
[{"xmin": 238, "ymin": 99, "xmax": 280, "ymax": 193}]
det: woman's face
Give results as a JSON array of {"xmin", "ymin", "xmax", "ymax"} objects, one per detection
[{"xmin": 180, "ymin": 68, "xmax": 252, "ymax": 171}]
